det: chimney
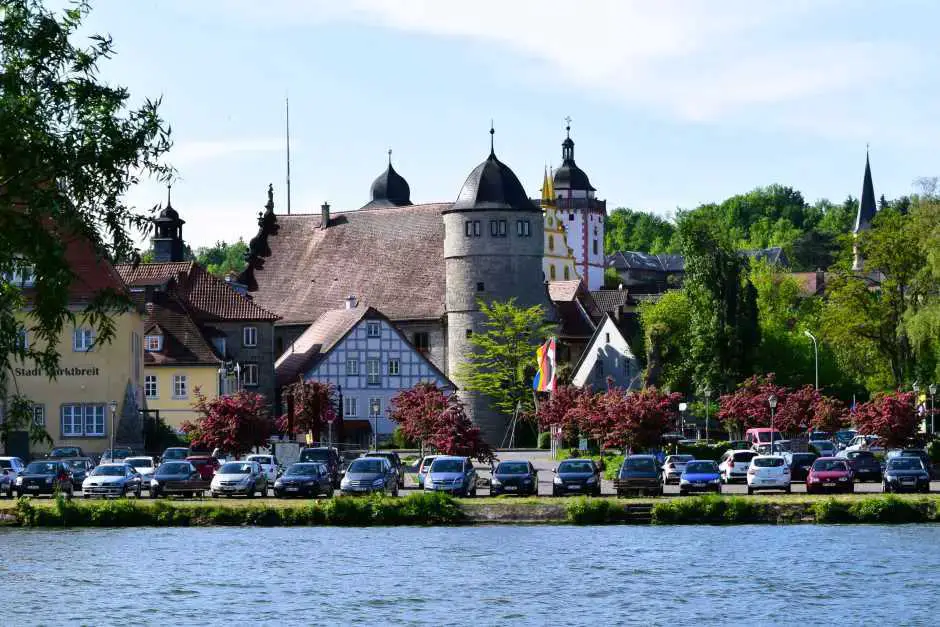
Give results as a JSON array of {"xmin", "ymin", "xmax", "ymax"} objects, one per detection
[
  {"xmin": 345, "ymin": 295, "xmax": 357, "ymax": 310},
  {"xmin": 320, "ymin": 202, "xmax": 330, "ymax": 229}
]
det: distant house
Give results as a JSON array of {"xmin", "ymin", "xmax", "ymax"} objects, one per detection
[
  {"xmin": 275, "ymin": 302, "xmax": 455, "ymax": 447},
  {"xmin": 570, "ymin": 314, "xmax": 642, "ymax": 391}
]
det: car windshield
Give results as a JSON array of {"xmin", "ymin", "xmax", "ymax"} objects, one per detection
[
  {"xmin": 163, "ymin": 449, "xmax": 188, "ymax": 460},
  {"xmin": 420, "ymin": 457, "xmax": 437, "ymax": 469},
  {"xmin": 888, "ymin": 458, "xmax": 924, "ymax": 471},
  {"xmin": 300, "ymin": 450, "xmax": 329, "ymax": 462},
  {"xmin": 559, "ymin": 461, "xmax": 596, "ymax": 473},
  {"xmin": 189, "ymin": 459, "xmax": 210, "ymax": 467},
  {"xmin": 219, "ymin": 463, "xmax": 252, "ymax": 474},
  {"xmin": 287, "ymin": 464, "xmax": 320, "ymax": 476},
  {"xmin": 623, "ymin": 458, "xmax": 655, "ymax": 471},
  {"xmin": 666, "ymin": 456, "xmax": 693, "ymax": 464},
  {"xmin": 126, "ymin": 458, "xmax": 153, "ymax": 468},
  {"xmin": 0, "ymin": 460, "xmax": 12, "ymax": 469},
  {"xmin": 68, "ymin": 460, "xmax": 87, "ymax": 470},
  {"xmin": 733, "ymin": 452, "xmax": 757, "ymax": 463},
  {"xmin": 92, "ymin": 465, "xmax": 126, "ymax": 476},
  {"xmin": 349, "ymin": 459, "xmax": 384, "ymax": 473},
  {"xmin": 52, "ymin": 448, "xmax": 80, "ymax": 456},
  {"xmin": 430, "ymin": 459, "xmax": 464, "ymax": 473},
  {"xmin": 685, "ymin": 462, "xmax": 718, "ymax": 473},
  {"xmin": 249, "ymin": 456, "xmax": 272, "ymax": 465},
  {"xmin": 847, "ymin": 451, "xmax": 873, "ymax": 460},
  {"xmin": 753, "ymin": 457, "xmax": 784, "ymax": 467},
  {"xmin": 814, "ymin": 442, "xmax": 834, "ymax": 449},
  {"xmin": 158, "ymin": 463, "xmax": 192, "ymax": 474},
  {"xmin": 813, "ymin": 460, "xmax": 847, "ymax": 472},
  {"xmin": 26, "ymin": 462, "xmax": 58, "ymax": 474},
  {"xmin": 901, "ymin": 450, "xmax": 926, "ymax": 459},
  {"xmin": 835, "ymin": 431, "xmax": 856, "ymax": 442},
  {"xmin": 496, "ymin": 462, "xmax": 530, "ymax": 474}
]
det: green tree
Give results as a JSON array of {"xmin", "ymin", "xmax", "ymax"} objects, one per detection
[
  {"xmin": 456, "ymin": 299, "xmax": 553, "ymax": 419},
  {"xmin": 604, "ymin": 208, "xmax": 676, "ymax": 254},
  {"xmin": 194, "ymin": 240, "xmax": 248, "ymax": 277},
  {"xmin": 1, "ymin": 0, "xmax": 171, "ymax": 441},
  {"xmin": 639, "ymin": 290, "xmax": 692, "ymax": 392}
]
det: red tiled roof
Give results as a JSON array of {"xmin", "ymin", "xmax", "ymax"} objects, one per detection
[
  {"xmin": 143, "ymin": 284, "xmax": 220, "ymax": 367},
  {"xmin": 62, "ymin": 235, "xmax": 128, "ymax": 303},
  {"xmin": 246, "ymin": 204, "xmax": 448, "ymax": 325}
]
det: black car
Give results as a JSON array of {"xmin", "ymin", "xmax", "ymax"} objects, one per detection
[
  {"xmin": 490, "ymin": 460, "xmax": 538, "ymax": 496},
  {"xmin": 299, "ymin": 447, "xmax": 342, "ymax": 487},
  {"xmin": 15, "ymin": 461, "xmax": 73, "ymax": 498},
  {"xmin": 883, "ymin": 457, "xmax": 931, "ymax": 493},
  {"xmin": 48, "ymin": 446, "xmax": 85, "ymax": 459},
  {"xmin": 785, "ymin": 452, "xmax": 818, "ymax": 482},
  {"xmin": 62, "ymin": 457, "xmax": 96, "ymax": 490},
  {"xmin": 273, "ymin": 463, "xmax": 334, "ymax": 498},
  {"xmin": 615, "ymin": 455, "xmax": 663, "ymax": 497},
  {"xmin": 363, "ymin": 451, "xmax": 405, "ymax": 488},
  {"xmin": 897, "ymin": 449, "xmax": 935, "ymax": 479},
  {"xmin": 552, "ymin": 459, "xmax": 601, "ymax": 497},
  {"xmin": 843, "ymin": 450, "xmax": 882, "ymax": 482}
]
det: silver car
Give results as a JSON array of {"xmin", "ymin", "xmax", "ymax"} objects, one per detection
[
  {"xmin": 210, "ymin": 461, "xmax": 267, "ymax": 497},
  {"xmin": 125, "ymin": 456, "xmax": 157, "ymax": 490},
  {"xmin": 0, "ymin": 457, "xmax": 27, "ymax": 498},
  {"xmin": 82, "ymin": 463, "xmax": 143, "ymax": 498},
  {"xmin": 340, "ymin": 457, "xmax": 398, "ymax": 496}
]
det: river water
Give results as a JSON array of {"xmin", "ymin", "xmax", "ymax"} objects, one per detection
[{"xmin": 1, "ymin": 525, "xmax": 938, "ymax": 625}]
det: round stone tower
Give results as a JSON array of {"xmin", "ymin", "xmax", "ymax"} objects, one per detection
[{"xmin": 443, "ymin": 128, "xmax": 550, "ymax": 444}]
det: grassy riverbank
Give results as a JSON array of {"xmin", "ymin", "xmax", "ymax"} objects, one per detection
[{"xmin": 1, "ymin": 493, "xmax": 938, "ymax": 527}]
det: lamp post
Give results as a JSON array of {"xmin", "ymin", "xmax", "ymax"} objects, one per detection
[
  {"xmin": 913, "ymin": 381, "xmax": 920, "ymax": 433},
  {"xmin": 108, "ymin": 400, "xmax": 118, "ymax": 458},
  {"xmin": 703, "ymin": 388, "xmax": 711, "ymax": 443},
  {"xmin": 768, "ymin": 394, "xmax": 778, "ymax": 454},
  {"xmin": 803, "ymin": 330, "xmax": 819, "ymax": 391},
  {"xmin": 930, "ymin": 384, "xmax": 937, "ymax": 436}
]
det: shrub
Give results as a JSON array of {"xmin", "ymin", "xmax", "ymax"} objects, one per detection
[
  {"xmin": 927, "ymin": 439, "xmax": 940, "ymax": 463},
  {"xmin": 602, "ymin": 455, "xmax": 624, "ymax": 481},
  {"xmin": 848, "ymin": 496, "xmax": 927, "ymax": 524},
  {"xmin": 652, "ymin": 495, "xmax": 761, "ymax": 524},
  {"xmin": 537, "ymin": 432, "xmax": 551, "ymax": 450},
  {"xmin": 677, "ymin": 442, "xmax": 730, "ymax": 461},
  {"xmin": 567, "ymin": 497, "xmax": 623, "ymax": 524}
]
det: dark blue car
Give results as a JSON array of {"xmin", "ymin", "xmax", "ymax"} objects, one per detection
[{"xmin": 678, "ymin": 460, "xmax": 722, "ymax": 496}]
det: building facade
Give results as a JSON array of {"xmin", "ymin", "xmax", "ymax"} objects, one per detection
[
  {"xmin": 570, "ymin": 314, "xmax": 641, "ymax": 391},
  {"xmin": 540, "ymin": 167, "xmax": 579, "ymax": 284}
]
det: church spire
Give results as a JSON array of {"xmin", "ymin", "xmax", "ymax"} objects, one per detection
[
  {"xmin": 541, "ymin": 165, "xmax": 555, "ymax": 206},
  {"xmin": 854, "ymin": 146, "xmax": 876, "ymax": 234}
]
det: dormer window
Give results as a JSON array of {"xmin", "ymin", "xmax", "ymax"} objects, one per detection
[
  {"xmin": 145, "ymin": 335, "xmax": 163, "ymax": 352},
  {"xmin": 3, "ymin": 257, "xmax": 35, "ymax": 288}
]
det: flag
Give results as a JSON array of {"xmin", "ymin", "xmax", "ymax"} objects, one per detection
[{"xmin": 533, "ymin": 337, "xmax": 557, "ymax": 393}]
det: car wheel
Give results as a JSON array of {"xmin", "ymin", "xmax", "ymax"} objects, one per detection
[
  {"xmin": 785, "ymin": 485, "xmax": 791, "ymax": 494},
  {"xmin": 847, "ymin": 484, "xmax": 855, "ymax": 494},
  {"xmin": 679, "ymin": 489, "xmax": 687, "ymax": 497},
  {"xmin": 135, "ymin": 484, "xmax": 142, "ymax": 498},
  {"xmin": 120, "ymin": 485, "xmax": 128, "ymax": 498},
  {"xmin": 747, "ymin": 486, "xmax": 754, "ymax": 495},
  {"xmin": 882, "ymin": 482, "xmax": 890, "ymax": 493}
]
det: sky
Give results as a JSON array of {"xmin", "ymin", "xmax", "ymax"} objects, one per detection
[{"xmin": 74, "ymin": 0, "xmax": 940, "ymax": 249}]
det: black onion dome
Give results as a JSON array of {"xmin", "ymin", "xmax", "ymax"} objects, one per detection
[
  {"xmin": 446, "ymin": 152, "xmax": 540, "ymax": 214},
  {"xmin": 553, "ymin": 135, "xmax": 595, "ymax": 192},
  {"xmin": 368, "ymin": 163, "xmax": 412, "ymax": 208},
  {"xmin": 157, "ymin": 205, "xmax": 180, "ymax": 220}
]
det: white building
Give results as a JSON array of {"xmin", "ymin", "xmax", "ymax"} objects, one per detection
[{"xmin": 570, "ymin": 314, "xmax": 641, "ymax": 390}]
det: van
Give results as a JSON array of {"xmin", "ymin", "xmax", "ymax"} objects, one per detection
[
  {"xmin": 744, "ymin": 428, "xmax": 783, "ymax": 451},
  {"xmin": 298, "ymin": 447, "xmax": 341, "ymax": 487}
]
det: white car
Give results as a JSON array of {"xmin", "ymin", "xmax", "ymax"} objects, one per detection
[
  {"xmin": 845, "ymin": 435, "xmax": 885, "ymax": 455},
  {"xmin": 717, "ymin": 449, "xmax": 758, "ymax": 484},
  {"xmin": 124, "ymin": 456, "xmax": 157, "ymax": 488},
  {"xmin": 246, "ymin": 454, "xmax": 279, "ymax": 483},
  {"xmin": 0, "ymin": 456, "xmax": 27, "ymax": 498},
  {"xmin": 746, "ymin": 455, "xmax": 791, "ymax": 494}
]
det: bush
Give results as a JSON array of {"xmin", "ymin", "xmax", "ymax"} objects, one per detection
[
  {"xmin": 927, "ymin": 439, "xmax": 940, "ymax": 463},
  {"xmin": 391, "ymin": 426, "xmax": 417, "ymax": 450},
  {"xmin": 676, "ymin": 441, "xmax": 730, "ymax": 461},
  {"xmin": 537, "ymin": 432, "xmax": 551, "ymax": 450},
  {"xmin": 566, "ymin": 497, "xmax": 625, "ymax": 524},
  {"xmin": 813, "ymin": 496, "xmax": 931, "ymax": 524},
  {"xmin": 652, "ymin": 495, "xmax": 761, "ymax": 524}
]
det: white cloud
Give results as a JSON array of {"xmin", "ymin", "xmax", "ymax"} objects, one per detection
[{"xmin": 170, "ymin": 138, "xmax": 286, "ymax": 165}]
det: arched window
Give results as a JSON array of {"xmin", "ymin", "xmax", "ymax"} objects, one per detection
[
  {"xmin": 548, "ymin": 235, "xmax": 554, "ymax": 251},
  {"xmin": 563, "ymin": 266, "xmax": 570, "ymax": 280},
  {"xmin": 549, "ymin": 265, "xmax": 556, "ymax": 280},
  {"xmin": 547, "ymin": 215, "xmax": 553, "ymax": 226}
]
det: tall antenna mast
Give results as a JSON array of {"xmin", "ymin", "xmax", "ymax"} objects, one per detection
[{"xmin": 286, "ymin": 95, "xmax": 292, "ymax": 215}]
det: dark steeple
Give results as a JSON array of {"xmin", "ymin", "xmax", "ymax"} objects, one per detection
[
  {"xmin": 553, "ymin": 117, "xmax": 595, "ymax": 192},
  {"xmin": 854, "ymin": 147, "xmax": 876, "ymax": 234},
  {"xmin": 152, "ymin": 184, "xmax": 186, "ymax": 262},
  {"xmin": 365, "ymin": 149, "xmax": 412, "ymax": 209}
]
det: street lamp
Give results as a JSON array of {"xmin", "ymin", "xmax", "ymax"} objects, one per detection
[
  {"xmin": 768, "ymin": 394, "xmax": 778, "ymax": 454},
  {"xmin": 108, "ymin": 400, "xmax": 118, "ymax": 458},
  {"xmin": 703, "ymin": 388, "xmax": 712, "ymax": 443},
  {"xmin": 929, "ymin": 384, "xmax": 937, "ymax": 436},
  {"xmin": 803, "ymin": 330, "xmax": 819, "ymax": 391}
]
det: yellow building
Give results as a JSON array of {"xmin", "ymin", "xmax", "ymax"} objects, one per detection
[
  {"xmin": 541, "ymin": 167, "xmax": 580, "ymax": 283},
  {"xmin": 8, "ymin": 236, "xmax": 145, "ymax": 457}
]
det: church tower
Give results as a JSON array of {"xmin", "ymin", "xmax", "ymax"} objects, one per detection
[
  {"xmin": 552, "ymin": 120, "xmax": 606, "ymax": 290},
  {"xmin": 443, "ymin": 126, "xmax": 550, "ymax": 443},
  {"xmin": 152, "ymin": 185, "xmax": 186, "ymax": 262},
  {"xmin": 852, "ymin": 148, "xmax": 877, "ymax": 271},
  {"xmin": 540, "ymin": 167, "xmax": 579, "ymax": 283}
]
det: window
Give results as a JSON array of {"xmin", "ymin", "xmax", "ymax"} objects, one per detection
[
  {"xmin": 344, "ymin": 397, "xmax": 358, "ymax": 417},
  {"xmin": 369, "ymin": 398, "xmax": 382, "ymax": 417},
  {"xmin": 498, "ymin": 220, "xmax": 507, "ymax": 236},
  {"xmin": 624, "ymin": 359, "xmax": 631, "ymax": 378},
  {"xmin": 516, "ymin": 220, "xmax": 531, "ymax": 237},
  {"xmin": 32, "ymin": 405, "xmax": 45, "ymax": 427},
  {"xmin": 173, "ymin": 375, "xmax": 188, "ymax": 399},
  {"xmin": 548, "ymin": 235, "xmax": 554, "ymax": 251},
  {"xmin": 568, "ymin": 213, "xmax": 574, "ymax": 221},
  {"xmin": 367, "ymin": 322, "xmax": 381, "ymax": 338},
  {"xmin": 61, "ymin": 404, "xmax": 105, "ymax": 437},
  {"xmin": 145, "ymin": 375, "xmax": 158, "ymax": 399},
  {"xmin": 212, "ymin": 336, "xmax": 227, "ymax": 356},
  {"xmin": 549, "ymin": 265, "xmax": 556, "ymax": 280},
  {"xmin": 413, "ymin": 332, "xmax": 430, "ymax": 354},
  {"xmin": 490, "ymin": 220, "xmax": 498, "ymax": 236},
  {"xmin": 563, "ymin": 266, "xmax": 570, "ymax": 280},
  {"xmin": 367, "ymin": 358, "xmax": 380, "ymax": 385},
  {"xmin": 145, "ymin": 335, "xmax": 163, "ymax": 352},
  {"xmin": 15, "ymin": 329, "xmax": 28, "ymax": 351},
  {"xmin": 243, "ymin": 363, "xmax": 259, "ymax": 387},
  {"xmin": 346, "ymin": 358, "xmax": 359, "ymax": 376},
  {"xmin": 476, "ymin": 282, "xmax": 484, "ymax": 292},
  {"xmin": 4, "ymin": 259, "xmax": 35, "ymax": 287},
  {"xmin": 243, "ymin": 326, "xmax": 258, "ymax": 347},
  {"xmin": 464, "ymin": 220, "xmax": 482, "ymax": 237},
  {"xmin": 593, "ymin": 240, "xmax": 598, "ymax": 255},
  {"xmin": 465, "ymin": 329, "xmax": 473, "ymax": 338},
  {"xmin": 474, "ymin": 220, "xmax": 481, "ymax": 236},
  {"xmin": 388, "ymin": 359, "xmax": 400, "ymax": 376},
  {"xmin": 605, "ymin": 333, "xmax": 611, "ymax": 343},
  {"xmin": 73, "ymin": 328, "xmax": 95, "ymax": 352}
]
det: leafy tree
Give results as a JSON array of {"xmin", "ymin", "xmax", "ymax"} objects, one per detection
[
  {"xmin": 1, "ymin": 0, "xmax": 171, "ymax": 436},
  {"xmin": 431, "ymin": 395, "xmax": 493, "ymax": 463},
  {"xmin": 816, "ymin": 196, "xmax": 858, "ymax": 235},
  {"xmin": 604, "ymin": 208, "xmax": 676, "ymax": 254},
  {"xmin": 639, "ymin": 290, "xmax": 692, "ymax": 391},
  {"xmin": 456, "ymin": 298, "xmax": 554, "ymax": 419},
  {"xmin": 605, "ymin": 387, "xmax": 680, "ymax": 452},
  {"xmin": 280, "ymin": 379, "xmax": 336, "ymax": 439},
  {"xmin": 718, "ymin": 374, "xmax": 847, "ymax": 437},
  {"xmin": 534, "ymin": 384, "xmax": 583, "ymax": 442},
  {"xmin": 183, "ymin": 388, "xmax": 273, "ymax": 458},
  {"xmin": 853, "ymin": 391, "xmax": 920, "ymax": 448},
  {"xmin": 194, "ymin": 240, "xmax": 248, "ymax": 277},
  {"xmin": 388, "ymin": 383, "xmax": 492, "ymax": 461}
]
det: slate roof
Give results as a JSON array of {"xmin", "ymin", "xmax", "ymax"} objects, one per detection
[
  {"xmin": 607, "ymin": 251, "xmax": 685, "ymax": 273},
  {"xmin": 246, "ymin": 204, "xmax": 449, "ymax": 325},
  {"xmin": 743, "ymin": 247, "xmax": 789, "ymax": 267},
  {"xmin": 855, "ymin": 151, "xmax": 877, "ymax": 233},
  {"xmin": 364, "ymin": 162, "xmax": 412, "ymax": 209},
  {"xmin": 447, "ymin": 150, "xmax": 540, "ymax": 214},
  {"xmin": 117, "ymin": 262, "xmax": 279, "ymax": 322},
  {"xmin": 141, "ymin": 283, "xmax": 220, "ymax": 367},
  {"xmin": 591, "ymin": 289, "xmax": 631, "ymax": 314}
]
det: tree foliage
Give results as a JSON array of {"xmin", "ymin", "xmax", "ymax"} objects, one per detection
[
  {"xmin": 717, "ymin": 374, "xmax": 848, "ymax": 436},
  {"xmin": 853, "ymin": 391, "xmax": 920, "ymax": 448},
  {"xmin": 194, "ymin": 240, "xmax": 248, "ymax": 278},
  {"xmin": 183, "ymin": 389, "xmax": 273, "ymax": 458},
  {"xmin": 639, "ymin": 290, "xmax": 691, "ymax": 391},
  {"xmin": 604, "ymin": 208, "xmax": 676, "ymax": 254},
  {"xmin": 280, "ymin": 379, "xmax": 336, "ymax": 438}
]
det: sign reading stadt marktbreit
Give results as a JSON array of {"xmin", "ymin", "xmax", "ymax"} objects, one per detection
[{"xmin": 13, "ymin": 366, "xmax": 101, "ymax": 377}]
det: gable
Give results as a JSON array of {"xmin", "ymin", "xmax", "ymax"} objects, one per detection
[{"xmin": 571, "ymin": 315, "xmax": 640, "ymax": 389}]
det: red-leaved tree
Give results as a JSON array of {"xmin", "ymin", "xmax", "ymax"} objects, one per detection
[
  {"xmin": 183, "ymin": 388, "xmax": 273, "ymax": 458},
  {"xmin": 853, "ymin": 391, "xmax": 918, "ymax": 447},
  {"xmin": 534, "ymin": 385, "xmax": 583, "ymax": 441},
  {"xmin": 718, "ymin": 374, "xmax": 786, "ymax": 435},
  {"xmin": 810, "ymin": 395, "xmax": 848, "ymax": 434},
  {"xmin": 279, "ymin": 379, "xmax": 337, "ymax": 439},
  {"xmin": 604, "ymin": 387, "xmax": 680, "ymax": 452},
  {"xmin": 430, "ymin": 396, "xmax": 495, "ymax": 463}
]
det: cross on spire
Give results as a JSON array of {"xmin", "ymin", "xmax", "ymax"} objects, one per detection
[
  {"xmin": 166, "ymin": 183, "xmax": 172, "ymax": 208},
  {"xmin": 564, "ymin": 115, "xmax": 572, "ymax": 138},
  {"xmin": 388, "ymin": 147, "xmax": 392, "ymax": 165},
  {"xmin": 489, "ymin": 120, "xmax": 495, "ymax": 155}
]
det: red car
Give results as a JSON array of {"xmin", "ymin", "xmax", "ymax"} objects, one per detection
[
  {"xmin": 806, "ymin": 457, "xmax": 855, "ymax": 494},
  {"xmin": 186, "ymin": 455, "xmax": 220, "ymax": 481}
]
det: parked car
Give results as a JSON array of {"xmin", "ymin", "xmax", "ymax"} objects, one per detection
[
  {"xmin": 727, "ymin": 440, "xmax": 750, "ymax": 452},
  {"xmin": 718, "ymin": 449, "xmax": 758, "ymax": 484},
  {"xmin": 340, "ymin": 457, "xmax": 398, "ymax": 496},
  {"xmin": 246, "ymin": 454, "xmax": 279, "ymax": 483},
  {"xmin": 274, "ymin": 463, "xmax": 334, "ymax": 498},
  {"xmin": 298, "ymin": 447, "xmax": 342, "ymax": 487},
  {"xmin": 770, "ymin": 440, "xmax": 792, "ymax": 454},
  {"xmin": 47, "ymin": 446, "xmax": 85, "ymax": 459},
  {"xmin": 834, "ymin": 430, "xmax": 857, "ymax": 450},
  {"xmin": 62, "ymin": 457, "xmax": 96, "ymax": 491},
  {"xmin": 744, "ymin": 428, "xmax": 783, "ymax": 451},
  {"xmin": 82, "ymin": 463, "xmax": 142, "ymax": 498},
  {"xmin": 0, "ymin": 457, "xmax": 27, "ymax": 498},
  {"xmin": 125, "ymin": 456, "xmax": 158, "ymax": 487},
  {"xmin": 490, "ymin": 460, "xmax": 538, "ymax": 496},
  {"xmin": 363, "ymin": 451, "xmax": 405, "ymax": 488},
  {"xmin": 186, "ymin": 455, "xmax": 221, "ymax": 481},
  {"xmin": 782, "ymin": 452, "xmax": 818, "ymax": 482},
  {"xmin": 100, "ymin": 448, "xmax": 134, "ymax": 463},
  {"xmin": 160, "ymin": 447, "xmax": 191, "ymax": 462},
  {"xmin": 661, "ymin": 455, "xmax": 694, "ymax": 485},
  {"xmin": 845, "ymin": 435, "xmax": 885, "ymax": 455},
  {"xmin": 810, "ymin": 440, "xmax": 837, "ymax": 457},
  {"xmin": 417, "ymin": 455, "xmax": 440, "ymax": 488},
  {"xmin": 15, "ymin": 460, "xmax": 73, "ymax": 498},
  {"xmin": 889, "ymin": 449, "xmax": 935, "ymax": 479},
  {"xmin": 424, "ymin": 456, "xmax": 477, "ymax": 497},
  {"xmin": 150, "ymin": 461, "xmax": 207, "ymax": 498},
  {"xmin": 211, "ymin": 461, "xmax": 267, "ymax": 498},
  {"xmin": 614, "ymin": 455, "xmax": 661, "ymax": 497},
  {"xmin": 746, "ymin": 455, "xmax": 791, "ymax": 494},
  {"xmin": 883, "ymin": 457, "xmax": 931, "ymax": 493},
  {"xmin": 838, "ymin": 450, "xmax": 882, "ymax": 482},
  {"xmin": 679, "ymin": 460, "xmax": 722, "ymax": 496},
  {"xmin": 806, "ymin": 457, "xmax": 854, "ymax": 494}
]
